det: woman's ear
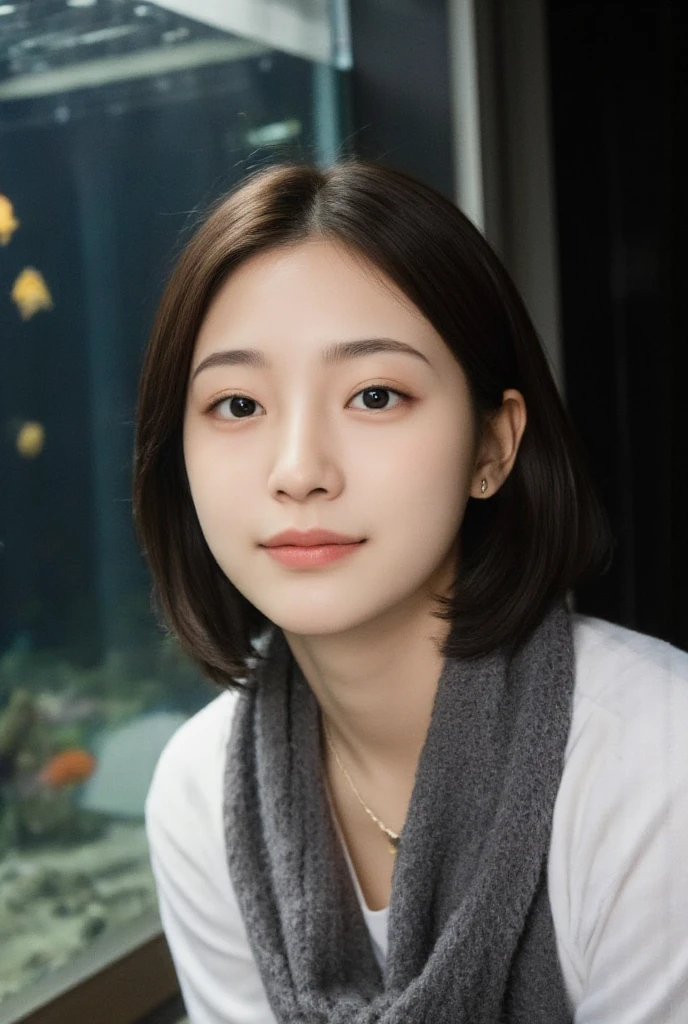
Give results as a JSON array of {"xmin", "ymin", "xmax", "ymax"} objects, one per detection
[{"xmin": 469, "ymin": 389, "xmax": 527, "ymax": 498}]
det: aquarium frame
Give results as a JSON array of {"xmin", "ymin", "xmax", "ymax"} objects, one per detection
[{"xmin": 0, "ymin": 909, "xmax": 179, "ymax": 1024}]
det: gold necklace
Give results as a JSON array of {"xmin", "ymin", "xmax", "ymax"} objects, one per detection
[{"xmin": 322, "ymin": 716, "xmax": 401, "ymax": 856}]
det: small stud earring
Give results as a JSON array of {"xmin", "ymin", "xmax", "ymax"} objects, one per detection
[{"xmin": 480, "ymin": 478, "xmax": 488, "ymax": 494}]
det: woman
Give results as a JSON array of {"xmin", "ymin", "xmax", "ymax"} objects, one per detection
[{"xmin": 135, "ymin": 161, "xmax": 688, "ymax": 1023}]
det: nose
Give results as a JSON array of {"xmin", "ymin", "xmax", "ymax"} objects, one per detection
[{"xmin": 266, "ymin": 405, "xmax": 344, "ymax": 502}]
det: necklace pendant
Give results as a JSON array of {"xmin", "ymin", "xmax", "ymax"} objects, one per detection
[{"xmin": 388, "ymin": 835, "xmax": 400, "ymax": 855}]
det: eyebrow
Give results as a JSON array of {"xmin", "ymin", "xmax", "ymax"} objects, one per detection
[{"xmin": 190, "ymin": 337, "xmax": 432, "ymax": 381}]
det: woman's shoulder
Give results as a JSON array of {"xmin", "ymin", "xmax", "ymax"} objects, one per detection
[
  {"xmin": 564, "ymin": 612, "xmax": 688, "ymax": 796},
  {"xmin": 145, "ymin": 687, "xmax": 241, "ymax": 826},
  {"xmin": 563, "ymin": 611, "xmax": 688, "ymax": 815},
  {"xmin": 570, "ymin": 612, "xmax": 688, "ymax": 722}
]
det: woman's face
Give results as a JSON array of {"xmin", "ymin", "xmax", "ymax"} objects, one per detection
[{"xmin": 183, "ymin": 239, "xmax": 483, "ymax": 639}]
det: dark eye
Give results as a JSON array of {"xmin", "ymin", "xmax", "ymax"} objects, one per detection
[
  {"xmin": 349, "ymin": 387, "xmax": 405, "ymax": 411},
  {"xmin": 213, "ymin": 395, "xmax": 264, "ymax": 420}
]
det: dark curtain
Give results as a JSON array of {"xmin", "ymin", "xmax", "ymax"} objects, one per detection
[{"xmin": 547, "ymin": 0, "xmax": 687, "ymax": 650}]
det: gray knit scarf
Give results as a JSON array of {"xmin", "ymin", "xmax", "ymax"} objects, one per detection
[{"xmin": 223, "ymin": 603, "xmax": 575, "ymax": 1023}]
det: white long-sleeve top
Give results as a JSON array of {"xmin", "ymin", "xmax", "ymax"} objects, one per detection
[{"xmin": 144, "ymin": 615, "xmax": 688, "ymax": 1023}]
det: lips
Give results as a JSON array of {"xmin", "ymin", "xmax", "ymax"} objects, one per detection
[{"xmin": 262, "ymin": 529, "xmax": 363, "ymax": 548}]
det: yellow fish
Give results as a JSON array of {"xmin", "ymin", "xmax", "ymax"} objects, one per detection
[
  {"xmin": 16, "ymin": 421, "xmax": 45, "ymax": 459},
  {"xmin": 0, "ymin": 194, "xmax": 20, "ymax": 245},
  {"xmin": 11, "ymin": 268, "xmax": 53, "ymax": 320}
]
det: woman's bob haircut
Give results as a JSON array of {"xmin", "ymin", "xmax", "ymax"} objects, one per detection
[{"xmin": 133, "ymin": 159, "xmax": 612, "ymax": 689}]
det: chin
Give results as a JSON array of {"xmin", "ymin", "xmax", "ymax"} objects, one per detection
[
  {"xmin": 268, "ymin": 615, "xmax": 357, "ymax": 638},
  {"xmin": 257, "ymin": 604, "xmax": 375, "ymax": 639}
]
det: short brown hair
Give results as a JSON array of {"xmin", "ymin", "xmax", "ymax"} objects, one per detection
[{"xmin": 133, "ymin": 160, "xmax": 612, "ymax": 688}]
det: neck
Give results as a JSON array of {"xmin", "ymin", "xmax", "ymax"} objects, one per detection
[{"xmin": 283, "ymin": 607, "xmax": 451, "ymax": 783}]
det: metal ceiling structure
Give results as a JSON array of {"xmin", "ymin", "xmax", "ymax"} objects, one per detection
[
  {"xmin": 0, "ymin": 0, "xmax": 273, "ymax": 129},
  {"xmin": 0, "ymin": 1, "xmax": 267, "ymax": 103}
]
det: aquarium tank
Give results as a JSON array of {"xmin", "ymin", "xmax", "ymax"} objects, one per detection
[{"xmin": 0, "ymin": 0, "xmax": 351, "ymax": 1016}]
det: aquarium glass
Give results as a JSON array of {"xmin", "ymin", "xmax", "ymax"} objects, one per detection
[{"xmin": 0, "ymin": 0, "xmax": 351, "ymax": 1014}]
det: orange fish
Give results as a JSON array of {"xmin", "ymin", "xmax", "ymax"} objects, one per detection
[
  {"xmin": 0, "ymin": 194, "xmax": 20, "ymax": 245},
  {"xmin": 11, "ymin": 267, "xmax": 53, "ymax": 320},
  {"xmin": 38, "ymin": 748, "xmax": 97, "ymax": 788}
]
